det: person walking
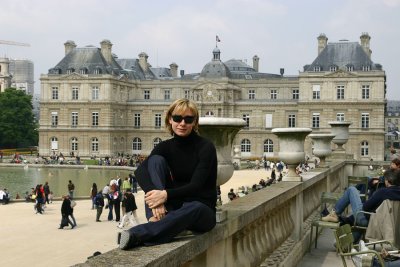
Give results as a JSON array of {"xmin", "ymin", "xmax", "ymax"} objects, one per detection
[
  {"xmin": 59, "ymin": 195, "xmax": 75, "ymax": 229},
  {"xmin": 118, "ymin": 189, "xmax": 139, "ymax": 228},
  {"xmin": 35, "ymin": 184, "xmax": 44, "ymax": 214},
  {"xmin": 118, "ymin": 98, "xmax": 217, "ymax": 250},
  {"xmin": 68, "ymin": 180, "xmax": 75, "ymax": 199}
]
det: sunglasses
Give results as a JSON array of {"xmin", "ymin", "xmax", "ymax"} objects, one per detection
[{"xmin": 171, "ymin": 115, "xmax": 195, "ymax": 124}]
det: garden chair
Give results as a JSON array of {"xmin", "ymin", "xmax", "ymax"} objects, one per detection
[
  {"xmin": 309, "ymin": 191, "xmax": 342, "ymax": 251},
  {"xmin": 334, "ymin": 224, "xmax": 395, "ymax": 267},
  {"xmin": 347, "ymin": 176, "xmax": 369, "ymax": 201}
]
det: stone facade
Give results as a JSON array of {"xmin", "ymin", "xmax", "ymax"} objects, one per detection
[{"xmin": 39, "ymin": 33, "xmax": 386, "ymax": 161}]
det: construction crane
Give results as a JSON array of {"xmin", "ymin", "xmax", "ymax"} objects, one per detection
[{"xmin": 0, "ymin": 40, "xmax": 30, "ymax": 47}]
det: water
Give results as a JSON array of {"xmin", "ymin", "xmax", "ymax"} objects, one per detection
[{"xmin": 0, "ymin": 166, "xmax": 132, "ymax": 198}]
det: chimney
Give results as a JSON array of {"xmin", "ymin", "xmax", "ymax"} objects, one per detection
[
  {"xmin": 138, "ymin": 52, "xmax": 149, "ymax": 72},
  {"xmin": 280, "ymin": 68, "xmax": 284, "ymax": 76},
  {"xmin": 252, "ymin": 55, "xmax": 259, "ymax": 72},
  {"xmin": 180, "ymin": 70, "xmax": 185, "ymax": 77},
  {"xmin": 317, "ymin": 33, "xmax": 328, "ymax": 55},
  {"xmin": 100, "ymin": 39, "xmax": 113, "ymax": 63},
  {"xmin": 360, "ymin": 32, "xmax": 372, "ymax": 59},
  {"xmin": 169, "ymin": 62, "xmax": 178, "ymax": 77},
  {"xmin": 64, "ymin": 40, "xmax": 77, "ymax": 55}
]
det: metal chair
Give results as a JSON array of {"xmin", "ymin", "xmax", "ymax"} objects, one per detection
[
  {"xmin": 334, "ymin": 224, "xmax": 394, "ymax": 267},
  {"xmin": 309, "ymin": 191, "xmax": 342, "ymax": 251},
  {"xmin": 347, "ymin": 176, "xmax": 369, "ymax": 201}
]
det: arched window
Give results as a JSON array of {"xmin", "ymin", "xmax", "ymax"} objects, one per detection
[
  {"xmin": 241, "ymin": 139, "xmax": 251, "ymax": 153},
  {"xmin": 71, "ymin": 137, "xmax": 78, "ymax": 151},
  {"xmin": 91, "ymin": 137, "xmax": 99, "ymax": 152},
  {"xmin": 361, "ymin": 141, "xmax": 369, "ymax": 156},
  {"xmin": 153, "ymin": 137, "xmax": 162, "ymax": 148},
  {"xmin": 205, "ymin": 111, "xmax": 214, "ymax": 117},
  {"xmin": 132, "ymin": 137, "xmax": 142, "ymax": 151},
  {"xmin": 264, "ymin": 139, "xmax": 274, "ymax": 153}
]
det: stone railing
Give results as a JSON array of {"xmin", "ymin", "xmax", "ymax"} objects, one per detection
[{"xmin": 77, "ymin": 159, "xmax": 361, "ymax": 267}]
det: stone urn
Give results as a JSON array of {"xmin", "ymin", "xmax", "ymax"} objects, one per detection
[
  {"xmin": 309, "ymin": 133, "xmax": 335, "ymax": 168},
  {"xmin": 198, "ymin": 117, "xmax": 246, "ymax": 186},
  {"xmin": 328, "ymin": 121, "xmax": 352, "ymax": 151},
  {"xmin": 272, "ymin": 128, "xmax": 312, "ymax": 182}
]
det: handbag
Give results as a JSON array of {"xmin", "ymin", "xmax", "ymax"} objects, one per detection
[
  {"xmin": 70, "ymin": 200, "xmax": 77, "ymax": 208},
  {"xmin": 61, "ymin": 216, "xmax": 68, "ymax": 227}
]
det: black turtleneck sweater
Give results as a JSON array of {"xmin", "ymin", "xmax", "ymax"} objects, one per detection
[{"xmin": 135, "ymin": 131, "xmax": 217, "ymax": 210}]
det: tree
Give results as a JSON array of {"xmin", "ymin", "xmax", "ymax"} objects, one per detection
[{"xmin": 0, "ymin": 88, "xmax": 38, "ymax": 148}]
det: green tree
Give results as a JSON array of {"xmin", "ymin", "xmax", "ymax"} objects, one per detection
[{"xmin": 0, "ymin": 88, "xmax": 38, "ymax": 148}]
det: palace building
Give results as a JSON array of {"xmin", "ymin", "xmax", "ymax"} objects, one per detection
[{"xmin": 38, "ymin": 33, "xmax": 386, "ymax": 161}]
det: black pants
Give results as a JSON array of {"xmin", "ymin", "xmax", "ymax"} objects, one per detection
[{"xmin": 128, "ymin": 155, "xmax": 216, "ymax": 245}]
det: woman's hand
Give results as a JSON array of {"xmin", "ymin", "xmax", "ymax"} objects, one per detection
[
  {"xmin": 150, "ymin": 204, "xmax": 167, "ymax": 221},
  {"xmin": 145, "ymin": 190, "xmax": 167, "ymax": 208}
]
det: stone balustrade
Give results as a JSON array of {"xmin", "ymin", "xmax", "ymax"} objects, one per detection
[{"xmin": 77, "ymin": 159, "xmax": 365, "ymax": 267}]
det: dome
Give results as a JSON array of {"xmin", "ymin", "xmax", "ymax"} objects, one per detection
[{"xmin": 200, "ymin": 61, "xmax": 232, "ymax": 79}]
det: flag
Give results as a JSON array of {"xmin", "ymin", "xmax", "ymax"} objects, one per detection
[{"xmin": 216, "ymin": 35, "xmax": 221, "ymax": 42}]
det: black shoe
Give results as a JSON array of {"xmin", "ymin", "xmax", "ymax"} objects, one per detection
[
  {"xmin": 71, "ymin": 225, "xmax": 75, "ymax": 229},
  {"xmin": 58, "ymin": 227, "xmax": 63, "ymax": 229},
  {"xmin": 96, "ymin": 220, "xmax": 101, "ymax": 222},
  {"xmin": 118, "ymin": 230, "xmax": 140, "ymax": 250}
]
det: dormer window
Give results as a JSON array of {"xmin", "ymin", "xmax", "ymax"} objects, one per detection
[
  {"xmin": 67, "ymin": 68, "xmax": 75, "ymax": 75},
  {"xmin": 93, "ymin": 68, "xmax": 102, "ymax": 75},
  {"xmin": 329, "ymin": 65, "xmax": 337, "ymax": 72},
  {"xmin": 346, "ymin": 65, "xmax": 354, "ymax": 72},
  {"xmin": 362, "ymin": 65, "xmax": 370, "ymax": 71},
  {"xmin": 313, "ymin": 65, "xmax": 321, "ymax": 72},
  {"xmin": 79, "ymin": 68, "xmax": 88, "ymax": 75}
]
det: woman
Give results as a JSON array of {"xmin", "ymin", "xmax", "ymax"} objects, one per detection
[
  {"xmin": 59, "ymin": 195, "xmax": 74, "ymax": 229},
  {"xmin": 118, "ymin": 98, "xmax": 217, "ymax": 249},
  {"xmin": 90, "ymin": 183, "xmax": 98, "ymax": 210},
  {"xmin": 118, "ymin": 189, "xmax": 139, "ymax": 228}
]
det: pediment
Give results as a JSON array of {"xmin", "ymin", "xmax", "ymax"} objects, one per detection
[{"xmin": 324, "ymin": 70, "xmax": 357, "ymax": 78}]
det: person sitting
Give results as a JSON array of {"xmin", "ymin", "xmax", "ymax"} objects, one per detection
[
  {"xmin": 228, "ymin": 188, "xmax": 237, "ymax": 201},
  {"xmin": 322, "ymin": 168, "xmax": 400, "ymax": 242},
  {"xmin": 0, "ymin": 188, "xmax": 10, "ymax": 204}
]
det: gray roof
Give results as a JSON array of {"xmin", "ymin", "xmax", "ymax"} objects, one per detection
[
  {"xmin": 49, "ymin": 46, "xmax": 123, "ymax": 75},
  {"xmin": 304, "ymin": 41, "xmax": 382, "ymax": 72}
]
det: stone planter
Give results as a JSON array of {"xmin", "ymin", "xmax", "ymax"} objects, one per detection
[
  {"xmin": 198, "ymin": 117, "xmax": 246, "ymax": 186},
  {"xmin": 309, "ymin": 133, "xmax": 335, "ymax": 168},
  {"xmin": 272, "ymin": 128, "xmax": 312, "ymax": 182},
  {"xmin": 328, "ymin": 121, "xmax": 352, "ymax": 151}
]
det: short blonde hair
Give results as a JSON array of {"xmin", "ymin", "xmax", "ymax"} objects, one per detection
[{"xmin": 165, "ymin": 98, "xmax": 199, "ymax": 135}]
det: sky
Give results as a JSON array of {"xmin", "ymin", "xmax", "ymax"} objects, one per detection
[{"xmin": 0, "ymin": 0, "xmax": 399, "ymax": 99}]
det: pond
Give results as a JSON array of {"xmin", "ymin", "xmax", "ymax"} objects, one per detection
[{"xmin": 0, "ymin": 166, "xmax": 133, "ymax": 198}]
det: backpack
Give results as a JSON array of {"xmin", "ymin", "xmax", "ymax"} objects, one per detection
[{"xmin": 95, "ymin": 193, "xmax": 104, "ymax": 207}]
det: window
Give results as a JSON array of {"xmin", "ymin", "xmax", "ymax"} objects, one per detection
[
  {"xmin": 361, "ymin": 141, "xmax": 369, "ymax": 156},
  {"xmin": 92, "ymin": 86, "xmax": 99, "ymax": 100},
  {"xmin": 312, "ymin": 113, "xmax": 320, "ymax": 128},
  {"xmin": 144, "ymin": 90, "xmax": 150, "ymax": 100},
  {"xmin": 205, "ymin": 111, "xmax": 214, "ymax": 117},
  {"xmin": 362, "ymin": 85, "xmax": 370, "ymax": 99},
  {"xmin": 71, "ymin": 112, "xmax": 78, "ymax": 127},
  {"xmin": 265, "ymin": 114, "xmax": 273, "ymax": 128},
  {"xmin": 164, "ymin": 89, "xmax": 170, "ymax": 100},
  {"xmin": 51, "ymin": 112, "xmax": 58, "ymax": 127},
  {"xmin": 134, "ymin": 113, "xmax": 141, "ymax": 128},
  {"xmin": 50, "ymin": 137, "xmax": 58, "ymax": 150},
  {"xmin": 184, "ymin": 89, "xmax": 190, "ymax": 99},
  {"xmin": 71, "ymin": 137, "xmax": 78, "ymax": 151},
  {"xmin": 80, "ymin": 68, "xmax": 87, "ymax": 75},
  {"xmin": 93, "ymin": 68, "xmax": 101, "ymax": 75},
  {"xmin": 361, "ymin": 113, "xmax": 370, "ymax": 128},
  {"xmin": 264, "ymin": 139, "xmax": 273, "ymax": 153},
  {"xmin": 337, "ymin": 113, "xmax": 345, "ymax": 121},
  {"xmin": 91, "ymin": 137, "xmax": 99, "ymax": 152},
  {"xmin": 242, "ymin": 114, "xmax": 250, "ymax": 128},
  {"xmin": 292, "ymin": 89, "xmax": 299, "ymax": 100},
  {"xmin": 92, "ymin": 112, "xmax": 99, "ymax": 126},
  {"xmin": 52, "ymin": 86, "xmax": 59, "ymax": 100},
  {"xmin": 313, "ymin": 65, "xmax": 321, "ymax": 72},
  {"xmin": 312, "ymin": 85, "xmax": 320, "ymax": 100},
  {"xmin": 241, "ymin": 139, "xmax": 251, "ymax": 153},
  {"xmin": 362, "ymin": 65, "xmax": 370, "ymax": 71},
  {"xmin": 330, "ymin": 65, "xmax": 337, "ymax": 72},
  {"xmin": 132, "ymin": 137, "xmax": 142, "ymax": 151},
  {"xmin": 72, "ymin": 87, "xmax": 79, "ymax": 100},
  {"xmin": 248, "ymin": 89, "xmax": 255, "ymax": 100},
  {"xmin": 337, "ymin": 85, "xmax": 345, "ymax": 100},
  {"xmin": 155, "ymin": 113, "xmax": 162, "ymax": 128},
  {"xmin": 288, "ymin": 114, "xmax": 296, "ymax": 128},
  {"xmin": 346, "ymin": 65, "xmax": 354, "ymax": 72},
  {"xmin": 270, "ymin": 89, "xmax": 277, "ymax": 100},
  {"xmin": 153, "ymin": 137, "xmax": 162, "ymax": 148}
]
